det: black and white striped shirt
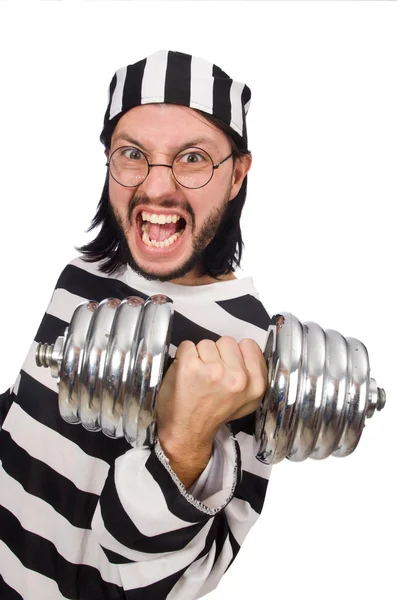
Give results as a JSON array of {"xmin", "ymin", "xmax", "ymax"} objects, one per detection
[{"xmin": 0, "ymin": 256, "xmax": 272, "ymax": 599}]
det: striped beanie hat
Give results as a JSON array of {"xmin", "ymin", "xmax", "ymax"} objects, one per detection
[{"xmin": 102, "ymin": 50, "xmax": 251, "ymax": 148}]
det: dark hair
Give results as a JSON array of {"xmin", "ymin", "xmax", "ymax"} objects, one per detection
[{"xmin": 75, "ymin": 109, "xmax": 251, "ymax": 279}]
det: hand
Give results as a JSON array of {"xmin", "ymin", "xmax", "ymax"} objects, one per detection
[{"xmin": 156, "ymin": 336, "xmax": 268, "ymax": 447}]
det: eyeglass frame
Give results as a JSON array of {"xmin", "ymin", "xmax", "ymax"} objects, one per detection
[{"xmin": 106, "ymin": 145, "xmax": 234, "ymax": 190}]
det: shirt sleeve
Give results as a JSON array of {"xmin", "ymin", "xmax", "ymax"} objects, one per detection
[{"xmin": 91, "ymin": 419, "xmax": 272, "ymax": 599}]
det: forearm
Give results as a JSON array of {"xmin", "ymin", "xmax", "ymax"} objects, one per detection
[{"xmin": 157, "ymin": 429, "xmax": 214, "ymax": 488}]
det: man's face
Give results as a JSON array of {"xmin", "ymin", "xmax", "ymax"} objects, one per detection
[{"xmin": 107, "ymin": 104, "xmax": 250, "ymax": 284}]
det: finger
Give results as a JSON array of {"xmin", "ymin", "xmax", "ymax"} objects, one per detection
[
  {"xmin": 227, "ymin": 397, "xmax": 262, "ymax": 421},
  {"xmin": 238, "ymin": 339, "xmax": 268, "ymax": 395},
  {"xmin": 174, "ymin": 340, "xmax": 200, "ymax": 363},
  {"xmin": 196, "ymin": 338, "xmax": 221, "ymax": 363},
  {"xmin": 238, "ymin": 338, "xmax": 266, "ymax": 372},
  {"xmin": 215, "ymin": 336, "xmax": 246, "ymax": 372}
]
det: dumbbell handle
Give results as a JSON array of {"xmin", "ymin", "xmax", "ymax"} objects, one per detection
[{"xmin": 36, "ymin": 296, "xmax": 386, "ymax": 464}]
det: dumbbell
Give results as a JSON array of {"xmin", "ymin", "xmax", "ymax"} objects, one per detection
[{"xmin": 35, "ymin": 295, "xmax": 386, "ymax": 465}]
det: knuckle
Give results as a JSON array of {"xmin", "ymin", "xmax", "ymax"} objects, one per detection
[
  {"xmin": 177, "ymin": 339, "xmax": 195, "ymax": 352},
  {"xmin": 206, "ymin": 362, "xmax": 224, "ymax": 384},
  {"xmin": 239, "ymin": 337, "xmax": 260, "ymax": 352},
  {"xmin": 197, "ymin": 338, "xmax": 214, "ymax": 349},
  {"xmin": 218, "ymin": 336, "xmax": 238, "ymax": 345},
  {"xmin": 175, "ymin": 340, "xmax": 197, "ymax": 370},
  {"xmin": 230, "ymin": 370, "xmax": 249, "ymax": 394},
  {"xmin": 216, "ymin": 336, "xmax": 239, "ymax": 352}
]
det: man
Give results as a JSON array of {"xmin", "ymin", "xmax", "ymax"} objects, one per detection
[{"xmin": 0, "ymin": 50, "xmax": 272, "ymax": 599}]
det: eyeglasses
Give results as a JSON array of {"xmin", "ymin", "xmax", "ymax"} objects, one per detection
[{"xmin": 106, "ymin": 146, "xmax": 233, "ymax": 190}]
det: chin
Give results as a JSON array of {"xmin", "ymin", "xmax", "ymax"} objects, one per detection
[{"xmin": 126, "ymin": 253, "xmax": 201, "ymax": 283}]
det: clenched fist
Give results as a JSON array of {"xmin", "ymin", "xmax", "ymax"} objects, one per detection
[{"xmin": 156, "ymin": 336, "xmax": 267, "ymax": 451}]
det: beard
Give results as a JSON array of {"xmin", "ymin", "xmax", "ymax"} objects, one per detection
[{"xmin": 110, "ymin": 186, "xmax": 232, "ymax": 283}]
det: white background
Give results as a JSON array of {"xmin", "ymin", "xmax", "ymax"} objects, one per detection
[{"xmin": 0, "ymin": 1, "xmax": 396, "ymax": 599}]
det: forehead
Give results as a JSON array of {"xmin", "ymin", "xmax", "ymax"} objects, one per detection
[{"xmin": 111, "ymin": 104, "xmax": 228, "ymax": 151}]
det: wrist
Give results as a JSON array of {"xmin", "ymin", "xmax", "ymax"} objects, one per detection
[{"xmin": 157, "ymin": 428, "xmax": 214, "ymax": 489}]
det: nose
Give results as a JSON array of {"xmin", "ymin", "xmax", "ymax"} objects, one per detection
[{"xmin": 138, "ymin": 162, "xmax": 178, "ymax": 199}]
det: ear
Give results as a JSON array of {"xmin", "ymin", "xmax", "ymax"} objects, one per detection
[
  {"xmin": 105, "ymin": 149, "xmax": 110, "ymax": 163},
  {"xmin": 229, "ymin": 153, "xmax": 252, "ymax": 201}
]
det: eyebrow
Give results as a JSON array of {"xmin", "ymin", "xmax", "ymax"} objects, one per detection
[{"xmin": 112, "ymin": 132, "xmax": 219, "ymax": 152}]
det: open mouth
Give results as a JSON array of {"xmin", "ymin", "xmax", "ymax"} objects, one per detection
[{"xmin": 136, "ymin": 211, "xmax": 187, "ymax": 249}]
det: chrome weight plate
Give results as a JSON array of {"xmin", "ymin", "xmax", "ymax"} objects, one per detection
[
  {"xmin": 100, "ymin": 297, "xmax": 146, "ymax": 438},
  {"xmin": 79, "ymin": 298, "xmax": 121, "ymax": 432},
  {"xmin": 333, "ymin": 337, "xmax": 370, "ymax": 458},
  {"xmin": 285, "ymin": 321, "xmax": 327, "ymax": 462},
  {"xmin": 123, "ymin": 294, "xmax": 174, "ymax": 447},
  {"xmin": 58, "ymin": 300, "xmax": 99, "ymax": 424},
  {"xmin": 273, "ymin": 313, "xmax": 304, "ymax": 463},
  {"xmin": 254, "ymin": 313, "xmax": 304, "ymax": 464},
  {"xmin": 308, "ymin": 328, "xmax": 349, "ymax": 461}
]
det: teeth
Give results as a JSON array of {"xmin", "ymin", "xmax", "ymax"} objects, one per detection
[
  {"xmin": 142, "ymin": 227, "xmax": 183, "ymax": 248},
  {"xmin": 140, "ymin": 213, "xmax": 186, "ymax": 249},
  {"xmin": 141, "ymin": 211, "xmax": 181, "ymax": 224}
]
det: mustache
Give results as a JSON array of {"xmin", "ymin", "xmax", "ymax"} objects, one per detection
[{"xmin": 127, "ymin": 195, "xmax": 195, "ymax": 226}]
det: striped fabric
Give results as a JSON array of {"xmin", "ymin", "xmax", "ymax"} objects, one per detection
[
  {"xmin": 0, "ymin": 256, "xmax": 272, "ymax": 599},
  {"xmin": 103, "ymin": 50, "xmax": 251, "ymax": 147}
]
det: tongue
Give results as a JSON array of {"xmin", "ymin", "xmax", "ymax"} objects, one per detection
[{"xmin": 148, "ymin": 222, "xmax": 179, "ymax": 242}]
